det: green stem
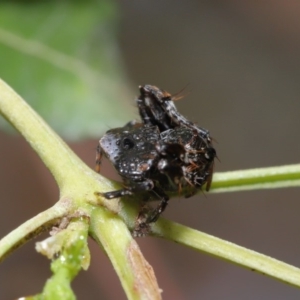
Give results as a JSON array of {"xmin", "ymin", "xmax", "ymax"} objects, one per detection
[
  {"xmin": 152, "ymin": 219, "xmax": 300, "ymax": 288},
  {"xmin": 90, "ymin": 208, "xmax": 162, "ymax": 300},
  {"xmin": 210, "ymin": 164, "xmax": 300, "ymax": 193},
  {"xmin": 0, "ymin": 200, "xmax": 71, "ymax": 263},
  {"xmin": 0, "ymin": 78, "xmax": 92, "ymax": 190}
]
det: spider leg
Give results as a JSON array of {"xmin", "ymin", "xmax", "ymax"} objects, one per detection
[
  {"xmin": 141, "ymin": 84, "xmax": 211, "ymax": 140},
  {"xmin": 100, "ymin": 188, "xmax": 133, "ymax": 199},
  {"xmin": 138, "ymin": 85, "xmax": 172, "ymax": 130},
  {"xmin": 136, "ymin": 96, "xmax": 155, "ymax": 126},
  {"xmin": 95, "ymin": 144, "xmax": 103, "ymax": 173},
  {"xmin": 146, "ymin": 186, "xmax": 169, "ymax": 223},
  {"xmin": 161, "ymin": 99, "xmax": 211, "ymax": 140},
  {"xmin": 101, "ymin": 178, "xmax": 154, "ymax": 199},
  {"xmin": 100, "ymin": 177, "xmax": 169, "ymax": 224}
]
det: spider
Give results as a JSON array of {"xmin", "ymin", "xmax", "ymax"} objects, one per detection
[{"xmin": 96, "ymin": 85, "xmax": 216, "ymax": 232}]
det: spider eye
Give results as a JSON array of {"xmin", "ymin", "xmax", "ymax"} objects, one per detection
[{"xmin": 122, "ymin": 137, "xmax": 135, "ymax": 150}]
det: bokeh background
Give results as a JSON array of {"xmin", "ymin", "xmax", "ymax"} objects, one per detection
[{"xmin": 1, "ymin": 1, "xmax": 300, "ymax": 299}]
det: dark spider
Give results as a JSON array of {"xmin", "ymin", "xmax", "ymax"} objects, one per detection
[{"xmin": 96, "ymin": 85, "xmax": 216, "ymax": 233}]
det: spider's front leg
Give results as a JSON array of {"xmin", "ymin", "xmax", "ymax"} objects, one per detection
[
  {"xmin": 142, "ymin": 84, "xmax": 211, "ymax": 140},
  {"xmin": 136, "ymin": 95, "xmax": 154, "ymax": 127},
  {"xmin": 137, "ymin": 85, "xmax": 172, "ymax": 131},
  {"xmin": 146, "ymin": 185, "xmax": 169, "ymax": 223},
  {"xmin": 95, "ymin": 144, "xmax": 103, "ymax": 173},
  {"xmin": 100, "ymin": 177, "xmax": 169, "ymax": 224},
  {"xmin": 139, "ymin": 85, "xmax": 197, "ymax": 133},
  {"xmin": 100, "ymin": 178, "xmax": 155, "ymax": 200}
]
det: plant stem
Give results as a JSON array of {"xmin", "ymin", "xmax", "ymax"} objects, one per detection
[
  {"xmin": 90, "ymin": 208, "xmax": 162, "ymax": 300},
  {"xmin": 0, "ymin": 78, "xmax": 95, "ymax": 190},
  {"xmin": 152, "ymin": 219, "xmax": 300, "ymax": 288},
  {"xmin": 211, "ymin": 164, "xmax": 300, "ymax": 193},
  {"xmin": 0, "ymin": 200, "xmax": 71, "ymax": 263}
]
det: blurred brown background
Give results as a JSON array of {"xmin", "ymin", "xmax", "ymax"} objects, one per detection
[{"xmin": 1, "ymin": 1, "xmax": 300, "ymax": 299}]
